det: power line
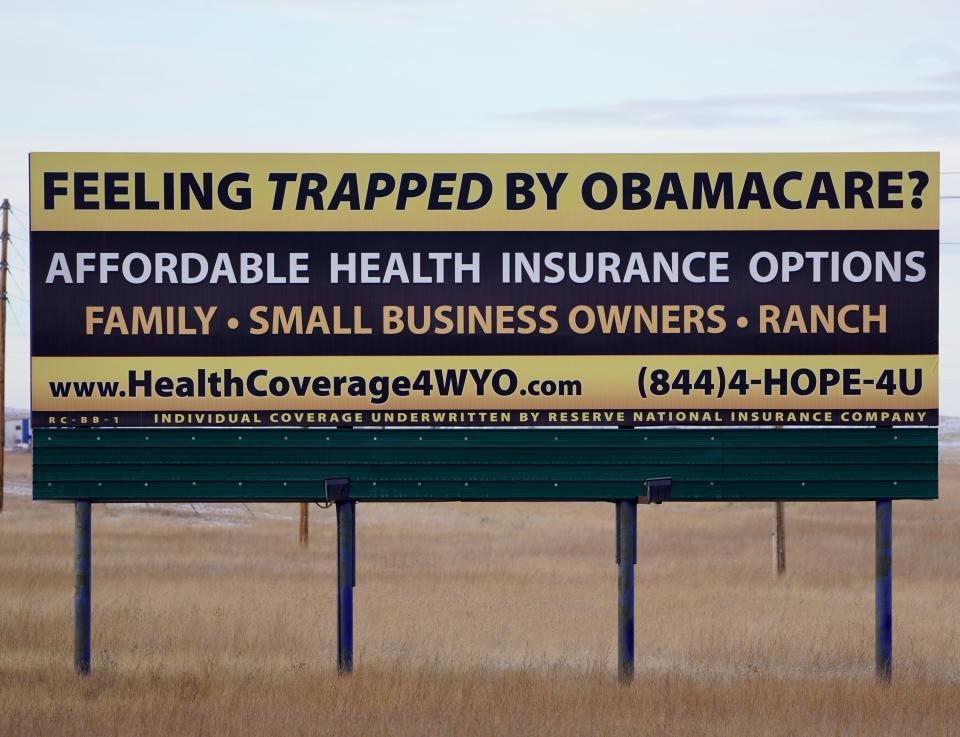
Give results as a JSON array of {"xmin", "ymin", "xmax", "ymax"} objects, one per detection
[
  {"xmin": 8, "ymin": 207, "xmax": 28, "ymax": 234},
  {"xmin": 4, "ymin": 254, "xmax": 28, "ymax": 269},
  {"xmin": 6, "ymin": 270, "xmax": 28, "ymax": 301},
  {"xmin": 2, "ymin": 240, "xmax": 29, "ymax": 270},
  {"xmin": 4, "ymin": 232, "xmax": 29, "ymax": 249},
  {"xmin": 6, "ymin": 303, "xmax": 27, "ymax": 338}
]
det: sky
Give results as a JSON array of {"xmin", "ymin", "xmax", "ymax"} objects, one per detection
[{"xmin": 1, "ymin": 0, "xmax": 958, "ymax": 412}]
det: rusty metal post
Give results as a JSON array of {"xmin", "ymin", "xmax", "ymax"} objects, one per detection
[
  {"xmin": 74, "ymin": 501, "xmax": 91, "ymax": 675},
  {"xmin": 616, "ymin": 499, "xmax": 637, "ymax": 683},
  {"xmin": 336, "ymin": 499, "xmax": 355, "ymax": 673},
  {"xmin": 299, "ymin": 502, "xmax": 309, "ymax": 547},
  {"xmin": 876, "ymin": 500, "xmax": 892, "ymax": 682},
  {"xmin": 773, "ymin": 501, "xmax": 785, "ymax": 576}
]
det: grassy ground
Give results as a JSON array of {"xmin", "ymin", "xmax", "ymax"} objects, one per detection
[{"xmin": 1, "ymin": 450, "xmax": 959, "ymax": 736}]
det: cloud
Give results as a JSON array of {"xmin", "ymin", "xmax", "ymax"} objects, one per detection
[
  {"xmin": 927, "ymin": 69, "xmax": 960, "ymax": 86},
  {"xmin": 517, "ymin": 74, "xmax": 960, "ymax": 135}
]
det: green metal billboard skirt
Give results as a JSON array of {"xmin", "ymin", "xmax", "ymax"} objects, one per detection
[{"xmin": 32, "ymin": 427, "xmax": 938, "ymax": 503}]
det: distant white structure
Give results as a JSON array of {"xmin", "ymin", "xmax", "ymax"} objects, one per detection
[{"xmin": 5, "ymin": 417, "xmax": 31, "ymax": 449}]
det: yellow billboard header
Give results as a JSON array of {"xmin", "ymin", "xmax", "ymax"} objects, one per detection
[{"xmin": 29, "ymin": 152, "xmax": 939, "ymax": 231}]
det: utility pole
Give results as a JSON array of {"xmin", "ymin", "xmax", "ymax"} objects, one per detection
[{"xmin": 0, "ymin": 199, "xmax": 9, "ymax": 514}]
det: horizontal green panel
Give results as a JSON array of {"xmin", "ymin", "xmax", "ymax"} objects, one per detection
[
  {"xmin": 36, "ymin": 445, "xmax": 935, "ymax": 466},
  {"xmin": 36, "ymin": 446, "xmax": 716, "ymax": 465},
  {"xmin": 34, "ymin": 479, "xmax": 936, "ymax": 503},
  {"xmin": 33, "ymin": 463, "xmax": 936, "ymax": 483},
  {"xmin": 33, "ymin": 428, "xmax": 936, "ymax": 449},
  {"xmin": 32, "ymin": 428, "xmax": 938, "ymax": 502}
]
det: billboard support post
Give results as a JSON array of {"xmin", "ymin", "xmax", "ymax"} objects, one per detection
[
  {"xmin": 74, "ymin": 500, "xmax": 91, "ymax": 676},
  {"xmin": 616, "ymin": 499, "xmax": 637, "ymax": 683},
  {"xmin": 876, "ymin": 499, "xmax": 893, "ymax": 682},
  {"xmin": 336, "ymin": 499, "xmax": 356, "ymax": 674}
]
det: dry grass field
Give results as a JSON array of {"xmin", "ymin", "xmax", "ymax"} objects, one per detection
[{"xmin": 2, "ymin": 448, "xmax": 960, "ymax": 736}]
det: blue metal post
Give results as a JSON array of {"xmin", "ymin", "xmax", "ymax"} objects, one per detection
[
  {"xmin": 616, "ymin": 499, "xmax": 637, "ymax": 683},
  {"xmin": 336, "ymin": 500, "xmax": 356, "ymax": 673},
  {"xmin": 74, "ymin": 500, "xmax": 91, "ymax": 675},
  {"xmin": 876, "ymin": 499, "xmax": 892, "ymax": 682}
]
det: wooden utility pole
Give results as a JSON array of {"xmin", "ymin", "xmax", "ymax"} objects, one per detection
[
  {"xmin": 773, "ymin": 501, "xmax": 785, "ymax": 575},
  {"xmin": 299, "ymin": 502, "xmax": 309, "ymax": 547},
  {"xmin": 0, "ymin": 199, "xmax": 9, "ymax": 514}
]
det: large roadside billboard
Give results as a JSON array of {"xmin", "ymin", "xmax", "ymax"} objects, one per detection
[{"xmin": 29, "ymin": 153, "xmax": 939, "ymax": 427}]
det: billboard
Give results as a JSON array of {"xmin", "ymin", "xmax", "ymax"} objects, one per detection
[{"xmin": 29, "ymin": 153, "xmax": 939, "ymax": 428}]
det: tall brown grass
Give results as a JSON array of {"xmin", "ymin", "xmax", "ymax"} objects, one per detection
[{"xmin": 2, "ymin": 452, "xmax": 959, "ymax": 736}]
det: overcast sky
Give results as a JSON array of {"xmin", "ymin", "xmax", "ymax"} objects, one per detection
[{"xmin": 2, "ymin": 0, "xmax": 958, "ymax": 412}]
